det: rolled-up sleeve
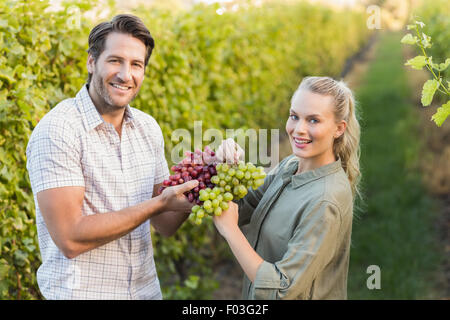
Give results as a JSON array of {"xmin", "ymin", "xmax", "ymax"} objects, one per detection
[{"xmin": 250, "ymin": 200, "xmax": 341, "ymax": 299}]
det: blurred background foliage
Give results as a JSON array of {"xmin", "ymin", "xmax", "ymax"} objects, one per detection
[{"xmin": 0, "ymin": 0, "xmax": 447, "ymax": 300}]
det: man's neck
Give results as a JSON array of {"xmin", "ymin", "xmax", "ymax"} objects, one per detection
[{"xmin": 87, "ymin": 83, "xmax": 125, "ymax": 137}]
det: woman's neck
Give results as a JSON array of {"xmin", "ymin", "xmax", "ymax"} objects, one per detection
[{"xmin": 296, "ymin": 152, "xmax": 337, "ymax": 174}]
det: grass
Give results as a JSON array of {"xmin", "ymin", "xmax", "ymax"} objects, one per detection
[{"xmin": 347, "ymin": 31, "xmax": 444, "ymax": 299}]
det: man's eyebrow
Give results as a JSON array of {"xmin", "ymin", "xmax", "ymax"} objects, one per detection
[{"xmin": 106, "ymin": 55, "xmax": 144, "ymax": 64}]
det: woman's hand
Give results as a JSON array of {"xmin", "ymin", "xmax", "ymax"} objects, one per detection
[
  {"xmin": 213, "ymin": 201, "xmax": 239, "ymax": 239},
  {"xmin": 215, "ymin": 138, "xmax": 244, "ymax": 164}
]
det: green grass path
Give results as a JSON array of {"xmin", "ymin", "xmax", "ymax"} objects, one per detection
[{"xmin": 347, "ymin": 32, "xmax": 443, "ymax": 299}]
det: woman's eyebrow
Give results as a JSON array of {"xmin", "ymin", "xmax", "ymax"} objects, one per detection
[{"xmin": 289, "ymin": 109, "xmax": 322, "ymax": 118}]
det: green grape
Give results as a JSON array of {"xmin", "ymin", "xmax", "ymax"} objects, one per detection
[
  {"xmin": 228, "ymin": 168, "xmax": 236, "ymax": 176},
  {"xmin": 214, "ymin": 207, "xmax": 222, "ymax": 216},
  {"xmin": 221, "ymin": 163, "xmax": 229, "ymax": 172},
  {"xmin": 213, "ymin": 187, "xmax": 221, "ymax": 195},
  {"xmin": 192, "ymin": 205, "xmax": 200, "ymax": 213},
  {"xmin": 235, "ymin": 170, "xmax": 244, "ymax": 179},
  {"xmin": 244, "ymin": 171, "xmax": 252, "ymax": 180},
  {"xmin": 238, "ymin": 185, "xmax": 247, "ymax": 194},
  {"xmin": 197, "ymin": 209, "xmax": 205, "ymax": 218},
  {"xmin": 225, "ymin": 185, "xmax": 231, "ymax": 191},
  {"xmin": 211, "ymin": 175, "xmax": 220, "ymax": 184},
  {"xmin": 232, "ymin": 177, "xmax": 240, "ymax": 186},
  {"xmin": 212, "ymin": 199, "xmax": 220, "ymax": 208},
  {"xmin": 209, "ymin": 192, "xmax": 217, "ymax": 200},
  {"xmin": 251, "ymin": 171, "xmax": 260, "ymax": 179},
  {"xmin": 238, "ymin": 161, "xmax": 246, "ymax": 171},
  {"xmin": 203, "ymin": 200, "xmax": 212, "ymax": 210},
  {"xmin": 199, "ymin": 193, "xmax": 209, "ymax": 201},
  {"xmin": 205, "ymin": 206, "xmax": 214, "ymax": 214},
  {"xmin": 223, "ymin": 192, "xmax": 233, "ymax": 202},
  {"xmin": 219, "ymin": 180, "xmax": 227, "ymax": 187},
  {"xmin": 224, "ymin": 175, "xmax": 232, "ymax": 182},
  {"xmin": 216, "ymin": 163, "xmax": 222, "ymax": 171},
  {"xmin": 254, "ymin": 179, "xmax": 265, "ymax": 188},
  {"xmin": 220, "ymin": 201, "xmax": 229, "ymax": 210},
  {"xmin": 219, "ymin": 173, "xmax": 226, "ymax": 180},
  {"xmin": 195, "ymin": 218, "xmax": 202, "ymax": 225},
  {"xmin": 247, "ymin": 163, "xmax": 256, "ymax": 172}
]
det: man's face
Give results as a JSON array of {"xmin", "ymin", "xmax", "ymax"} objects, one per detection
[{"xmin": 87, "ymin": 32, "xmax": 146, "ymax": 110}]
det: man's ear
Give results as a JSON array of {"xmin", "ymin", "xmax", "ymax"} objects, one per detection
[{"xmin": 87, "ymin": 54, "xmax": 95, "ymax": 74}]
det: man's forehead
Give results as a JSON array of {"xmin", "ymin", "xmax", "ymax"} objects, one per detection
[{"xmin": 102, "ymin": 32, "xmax": 146, "ymax": 61}]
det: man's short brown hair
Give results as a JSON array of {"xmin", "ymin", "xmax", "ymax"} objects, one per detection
[{"xmin": 86, "ymin": 14, "xmax": 154, "ymax": 84}]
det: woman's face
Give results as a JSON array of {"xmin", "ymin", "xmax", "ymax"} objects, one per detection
[{"xmin": 286, "ymin": 89, "xmax": 346, "ymax": 171}]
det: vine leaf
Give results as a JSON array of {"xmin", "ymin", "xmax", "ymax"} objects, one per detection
[
  {"xmin": 405, "ymin": 55, "xmax": 427, "ymax": 70},
  {"xmin": 421, "ymin": 79, "xmax": 440, "ymax": 106},
  {"xmin": 431, "ymin": 58, "xmax": 450, "ymax": 72},
  {"xmin": 431, "ymin": 100, "xmax": 450, "ymax": 127},
  {"xmin": 400, "ymin": 33, "xmax": 418, "ymax": 45}
]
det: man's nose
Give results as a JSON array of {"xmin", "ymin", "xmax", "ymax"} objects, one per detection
[{"xmin": 118, "ymin": 64, "xmax": 132, "ymax": 83}]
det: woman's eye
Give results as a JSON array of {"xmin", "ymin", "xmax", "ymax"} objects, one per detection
[
  {"xmin": 289, "ymin": 114, "xmax": 298, "ymax": 120},
  {"xmin": 309, "ymin": 118, "xmax": 319, "ymax": 124}
]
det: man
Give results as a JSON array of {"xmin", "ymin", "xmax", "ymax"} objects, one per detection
[{"xmin": 26, "ymin": 14, "xmax": 198, "ymax": 300}]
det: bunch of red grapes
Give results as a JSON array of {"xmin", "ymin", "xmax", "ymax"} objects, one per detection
[{"xmin": 158, "ymin": 146, "xmax": 218, "ymax": 205}]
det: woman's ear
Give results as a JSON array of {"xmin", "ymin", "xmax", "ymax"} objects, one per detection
[{"xmin": 335, "ymin": 120, "xmax": 347, "ymax": 139}]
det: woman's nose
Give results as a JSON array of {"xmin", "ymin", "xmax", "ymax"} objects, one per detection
[{"xmin": 295, "ymin": 119, "xmax": 307, "ymax": 134}]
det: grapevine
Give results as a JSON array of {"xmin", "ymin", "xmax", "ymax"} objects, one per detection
[{"xmin": 401, "ymin": 20, "xmax": 450, "ymax": 127}]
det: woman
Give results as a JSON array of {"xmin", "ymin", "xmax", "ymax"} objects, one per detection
[{"xmin": 213, "ymin": 76, "xmax": 361, "ymax": 299}]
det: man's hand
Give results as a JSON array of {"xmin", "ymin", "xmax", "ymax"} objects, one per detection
[{"xmin": 158, "ymin": 180, "xmax": 198, "ymax": 213}]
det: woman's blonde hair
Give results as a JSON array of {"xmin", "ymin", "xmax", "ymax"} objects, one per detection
[{"xmin": 292, "ymin": 76, "xmax": 362, "ymax": 200}]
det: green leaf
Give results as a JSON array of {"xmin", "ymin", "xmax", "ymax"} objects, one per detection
[
  {"xmin": 421, "ymin": 79, "xmax": 440, "ymax": 107},
  {"xmin": 431, "ymin": 58, "xmax": 450, "ymax": 72},
  {"xmin": 405, "ymin": 55, "xmax": 427, "ymax": 70},
  {"xmin": 184, "ymin": 275, "xmax": 199, "ymax": 289},
  {"xmin": 400, "ymin": 33, "xmax": 417, "ymax": 45},
  {"xmin": 431, "ymin": 101, "xmax": 450, "ymax": 127}
]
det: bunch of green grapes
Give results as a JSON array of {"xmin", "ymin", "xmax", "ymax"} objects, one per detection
[{"xmin": 189, "ymin": 161, "xmax": 267, "ymax": 225}]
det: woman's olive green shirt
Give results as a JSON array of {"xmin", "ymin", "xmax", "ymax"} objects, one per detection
[{"xmin": 237, "ymin": 155, "xmax": 353, "ymax": 300}]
